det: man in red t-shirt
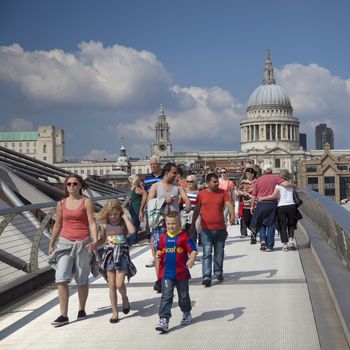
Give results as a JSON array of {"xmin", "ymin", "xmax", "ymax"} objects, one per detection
[
  {"xmin": 251, "ymin": 165, "xmax": 291, "ymax": 251},
  {"xmin": 190, "ymin": 173, "xmax": 235, "ymax": 287}
]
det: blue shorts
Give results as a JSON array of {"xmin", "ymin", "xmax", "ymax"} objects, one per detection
[{"xmin": 106, "ymin": 254, "xmax": 128, "ymax": 272}]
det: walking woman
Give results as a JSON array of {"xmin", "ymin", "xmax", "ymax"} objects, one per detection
[
  {"xmin": 128, "ymin": 175, "xmax": 147, "ymax": 245},
  {"xmin": 237, "ymin": 167, "xmax": 257, "ymax": 243},
  {"xmin": 49, "ymin": 174, "xmax": 98, "ymax": 327},
  {"xmin": 275, "ymin": 170, "xmax": 297, "ymax": 251}
]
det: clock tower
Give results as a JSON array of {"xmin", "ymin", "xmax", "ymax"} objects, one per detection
[{"xmin": 151, "ymin": 104, "xmax": 173, "ymax": 157}]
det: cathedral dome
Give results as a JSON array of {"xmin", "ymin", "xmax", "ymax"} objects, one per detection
[
  {"xmin": 247, "ymin": 84, "xmax": 291, "ymax": 110},
  {"xmin": 240, "ymin": 49, "xmax": 299, "ymax": 153}
]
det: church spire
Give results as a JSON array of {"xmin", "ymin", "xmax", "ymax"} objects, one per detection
[
  {"xmin": 120, "ymin": 137, "xmax": 126, "ymax": 156},
  {"xmin": 262, "ymin": 48, "xmax": 276, "ymax": 85},
  {"xmin": 159, "ymin": 103, "xmax": 165, "ymax": 117}
]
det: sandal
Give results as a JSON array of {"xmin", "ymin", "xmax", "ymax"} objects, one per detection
[
  {"xmin": 109, "ymin": 317, "xmax": 119, "ymax": 323},
  {"xmin": 122, "ymin": 298, "xmax": 130, "ymax": 314}
]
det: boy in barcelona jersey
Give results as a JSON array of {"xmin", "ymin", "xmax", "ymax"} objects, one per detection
[{"xmin": 155, "ymin": 211, "xmax": 197, "ymax": 333}]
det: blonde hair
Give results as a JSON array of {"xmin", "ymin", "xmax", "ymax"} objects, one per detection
[
  {"xmin": 129, "ymin": 174, "xmax": 141, "ymax": 186},
  {"xmin": 279, "ymin": 169, "xmax": 290, "ymax": 180},
  {"xmin": 97, "ymin": 199, "xmax": 123, "ymax": 221},
  {"xmin": 186, "ymin": 174, "xmax": 197, "ymax": 182},
  {"xmin": 166, "ymin": 211, "xmax": 180, "ymax": 219}
]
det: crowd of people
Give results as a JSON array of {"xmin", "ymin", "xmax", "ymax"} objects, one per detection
[{"xmin": 48, "ymin": 156, "xmax": 302, "ymax": 332}]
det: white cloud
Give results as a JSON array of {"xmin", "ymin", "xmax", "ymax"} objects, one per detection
[
  {"xmin": 83, "ymin": 149, "xmax": 118, "ymax": 161},
  {"xmin": 276, "ymin": 64, "xmax": 350, "ymax": 148},
  {"xmin": 0, "ymin": 42, "xmax": 171, "ymax": 109},
  {"xmin": 116, "ymin": 86, "xmax": 244, "ymax": 153},
  {"xmin": 10, "ymin": 118, "xmax": 34, "ymax": 131},
  {"xmin": 1, "ymin": 42, "xmax": 350, "ymax": 156}
]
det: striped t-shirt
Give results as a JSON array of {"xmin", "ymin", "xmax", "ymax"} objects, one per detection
[
  {"xmin": 183, "ymin": 191, "xmax": 198, "ymax": 211},
  {"xmin": 144, "ymin": 173, "xmax": 163, "ymax": 191}
]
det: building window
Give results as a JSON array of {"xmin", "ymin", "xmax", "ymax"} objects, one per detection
[
  {"xmin": 307, "ymin": 177, "xmax": 319, "ymax": 192},
  {"xmin": 132, "ymin": 169, "xmax": 136, "ymax": 174},
  {"xmin": 275, "ymin": 159, "xmax": 281, "ymax": 168},
  {"xmin": 93, "ymin": 170, "xmax": 97, "ymax": 175},
  {"xmin": 338, "ymin": 165, "xmax": 348, "ymax": 171},
  {"xmin": 138, "ymin": 169, "xmax": 142, "ymax": 174},
  {"xmin": 26, "ymin": 149, "xmax": 29, "ymax": 153},
  {"xmin": 43, "ymin": 156, "xmax": 47, "ymax": 161},
  {"xmin": 324, "ymin": 176, "xmax": 335, "ymax": 199},
  {"xmin": 5, "ymin": 143, "xmax": 7, "ymax": 147},
  {"xmin": 26, "ymin": 142, "xmax": 29, "ymax": 147},
  {"xmin": 106, "ymin": 169, "xmax": 110, "ymax": 174},
  {"xmin": 19, "ymin": 142, "xmax": 22, "ymax": 147},
  {"xmin": 43, "ymin": 144, "xmax": 47, "ymax": 153},
  {"xmin": 100, "ymin": 170, "xmax": 104, "ymax": 175},
  {"xmin": 12, "ymin": 143, "xmax": 15, "ymax": 147},
  {"xmin": 87, "ymin": 170, "xmax": 91, "ymax": 175},
  {"xmin": 306, "ymin": 165, "xmax": 317, "ymax": 172},
  {"xmin": 340, "ymin": 176, "xmax": 350, "ymax": 200},
  {"xmin": 81, "ymin": 170, "xmax": 85, "ymax": 174}
]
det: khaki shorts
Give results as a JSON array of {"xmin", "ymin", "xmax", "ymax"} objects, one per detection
[{"xmin": 55, "ymin": 240, "xmax": 91, "ymax": 286}]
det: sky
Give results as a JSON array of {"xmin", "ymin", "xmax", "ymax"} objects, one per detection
[{"xmin": 0, "ymin": 0, "xmax": 350, "ymax": 160}]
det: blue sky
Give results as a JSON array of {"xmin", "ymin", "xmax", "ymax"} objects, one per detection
[{"xmin": 1, "ymin": 0, "xmax": 350, "ymax": 159}]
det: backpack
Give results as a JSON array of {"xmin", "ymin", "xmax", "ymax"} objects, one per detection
[{"xmin": 147, "ymin": 197, "xmax": 166, "ymax": 229}]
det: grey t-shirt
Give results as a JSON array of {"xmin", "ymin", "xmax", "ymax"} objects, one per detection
[{"xmin": 156, "ymin": 182, "xmax": 180, "ymax": 214}]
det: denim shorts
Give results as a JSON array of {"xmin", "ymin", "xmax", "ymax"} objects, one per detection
[
  {"xmin": 106, "ymin": 254, "xmax": 128, "ymax": 272},
  {"xmin": 55, "ymin": 241, "xmax": 91, "ymax": 286}
]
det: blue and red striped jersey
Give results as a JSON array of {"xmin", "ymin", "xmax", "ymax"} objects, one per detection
[{"xmin": 157, "ymin": 230, "xmax": 197, "ymax": 280}]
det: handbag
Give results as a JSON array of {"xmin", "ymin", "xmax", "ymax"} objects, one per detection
[{"xmin": 293, "ymin": 190, "xmax": 303, "ymax": 208}]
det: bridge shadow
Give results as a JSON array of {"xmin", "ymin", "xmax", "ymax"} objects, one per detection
[
  {"xmin": 167, "ymin": 306, "xmax": 246, "ymax": 333},
  {"xmin": 188, "ymin": 268, "xmax": 278, "ymax": 287}
]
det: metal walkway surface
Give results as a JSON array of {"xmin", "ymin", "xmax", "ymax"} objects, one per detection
[{"xmin": 0, "ymin": 225, "xmax": 322, "ymax": 349}]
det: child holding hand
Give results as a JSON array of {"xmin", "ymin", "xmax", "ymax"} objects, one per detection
[
  {"xmin": 155, "ymin": 211, "xmax": 197, "ymax": 333},
  {"xmin": 97, "ymin": 199, "xmax": 136, "ymax": 323}
]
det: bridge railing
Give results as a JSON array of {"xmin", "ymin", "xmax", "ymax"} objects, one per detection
[
  {"xmin": 298, "ymin": 188, "xmax": 350, "ymax": 269},
  {"xmin": 0, "ymin": 194, "xmax": 126, "ymax": 294}
]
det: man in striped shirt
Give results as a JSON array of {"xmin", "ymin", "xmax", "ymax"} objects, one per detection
[{"xmin": 142, "ymin": 156, "xmax": 163, "ymax": 279}]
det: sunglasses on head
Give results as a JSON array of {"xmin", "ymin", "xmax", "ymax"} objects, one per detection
[{"xmin": 66, "ymin": 181, "xmax": 79, "ymax": 187}]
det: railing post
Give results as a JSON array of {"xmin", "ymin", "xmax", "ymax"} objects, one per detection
[
  {"xmin": 0, "ymin": 214, "xmax": 16, "ymax": 236},
  {"xmin": 29, "ymin": 208, "xmax": 56, "ymax": 273}
]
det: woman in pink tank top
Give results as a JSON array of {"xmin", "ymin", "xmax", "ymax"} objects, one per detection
[{"xmin": 49, "ymin": 174, "xmax": 98, "ymax": 327}]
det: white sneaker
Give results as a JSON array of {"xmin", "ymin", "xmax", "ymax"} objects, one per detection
[
  {"xmin": 145, "ymin": 258, "xmax": 155, "ymax": 268},
  {"xmin": 180, "ymin": 312, "xmax": 192, "ymax": 325},
  {"xmin": 155, "ymin": 318, "xmax": 169, "ymax": 332},
  {"xmin": 282, "ymin": 243, "xmax": 288, "ymax": 252},
  {"xmin": 288, "ymin": 240, "xmax": 296, "ymax": 250}
]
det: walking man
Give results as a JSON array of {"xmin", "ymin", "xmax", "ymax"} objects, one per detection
[
  {"xmin": 251, "ymin": 165, "xmax": 293, "ymax": 252},
  {"xmin": 190, "ymin": 172, "xmax": 235, "ymax": 287},
  {"xmin": 142, "ymin": 155, "xmax": 163, "ymax": 269},
  {"xmin": 148, "ymin": 162, "xmax": 191, "ymax": 292}
]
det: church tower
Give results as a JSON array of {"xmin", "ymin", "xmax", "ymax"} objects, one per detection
[{"xmin": 151, "ymin": 104, "xmax": 173, "ymax": 157}]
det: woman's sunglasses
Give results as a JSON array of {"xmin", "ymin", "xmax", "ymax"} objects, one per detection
[{"xmin": 66, "ymin": 182, "xmax": 79, "ymax": 187}]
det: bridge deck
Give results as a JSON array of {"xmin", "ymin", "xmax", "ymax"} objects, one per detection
[{"xmin": 0, "ymin": 225, "xmax": 323, "ymax": 349}]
